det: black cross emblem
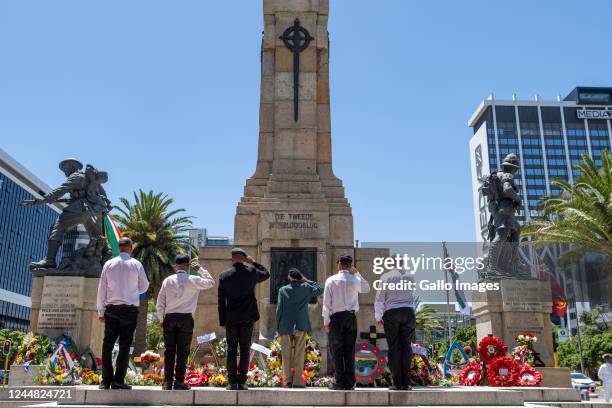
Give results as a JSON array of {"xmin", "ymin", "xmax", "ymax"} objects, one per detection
[
  {"xmin": 359, "ymin": 325, "xmax": 386, "ymax": 346},
  {"xmin": 279, "ymin": 18, "xmax": 313, "ymax": 122}
]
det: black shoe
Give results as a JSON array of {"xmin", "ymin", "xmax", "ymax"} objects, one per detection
[
  {"xmin": 292, "ymin": 384, "xmax": 306, "ymax": 389},
  {"xmin": 110, "ymin": 382, "xmax": 132, "ymax": 390},
  {"xmin": 237, "ymin": 384, "xmax": 248, "ymax": 391},
  {"xmin": 389, "ymin": 385, "xmax": 402, "ymax": 391},
  {"xmin": 345, "ymin": 386, "xmax": 355, "ymax": 391},
  {"xmin": 402, "ymin": 385, "xmax": 412, "ymax": 391},
  {"xmin": 328, "ymin": 384, "xmax": 344, "ymax": 391},
  {"xmin": 29, "ymin": 260, "xmax": 57, "ymax": 270},
  {"xmin": 284, "ymin": 382, "xmax": 293, "ymax": 388},
  {"xmin": 226, "ymin": 384, "xmax": 237, "ymax": 391},
  {"xmin": 162, "ymin": 382, "xmax": 173, "ymax": 391},
  {"xmin": 98, "ymin": 383, "xmax": 111, "ymax": 390},
  {"xmin": 173, "ymin": 382, "xmax": 191, "ymax": 391}
]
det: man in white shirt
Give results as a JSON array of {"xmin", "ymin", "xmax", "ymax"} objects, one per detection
[
  {"xmin": 323, "ymin": 255, "xmax": 370, "ymax": 390},
  {"xmin": 598, "ymin": 353, "xmax": 612, "ymax": 403},
  {"xmin": 96, "ymin": 238, "xmax": 149, "ymax": 390},
  {"xmin": 156, "ymin": 254, "xmax": 214, "ymax": 390},
  {"xmin": 374, "ymin": 267, "xmax": 416, "ymax": 390}
]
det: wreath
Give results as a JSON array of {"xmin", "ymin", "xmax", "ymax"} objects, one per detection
[
  {"xmin": 477, "ymin": 335, "xmax": 508, "ymax": 365},
  {"xmin": 516, "ymin": 364, "xmax": 542, "ymax": 387},
  {"xmin": 487, "ymin": 356, "xmax": 519, "ymax": 387},
  {"xmin": 458, "ymin": 361, "xmax": 483, "ymax": 386},
  {"xmin": 354, "ymin": 342, "xmax": 387, "ymax": 385}
]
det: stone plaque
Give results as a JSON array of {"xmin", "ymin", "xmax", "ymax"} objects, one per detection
[
  {"xmin": 501, "ymin": 280, "xmax": 545, "ymax": 312},
  {"xmin": 270, "ymin": 248, "xmax": 317, "ymax": 304},
  {"xmin": 261, "ymin": 211, "xmax": 328, "ymax": 240},
  {"xmin": 37, "ymin": 276, "xmax": 84, "ymax": 334}
]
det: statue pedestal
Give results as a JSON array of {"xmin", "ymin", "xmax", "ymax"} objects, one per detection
[
  {"xmin": 472, "ymin": 279, "xmax": 554, "ymax": 367},
  {"xmin": 30, "ymin": 275, "xmax": 104, "ymax": 356}
]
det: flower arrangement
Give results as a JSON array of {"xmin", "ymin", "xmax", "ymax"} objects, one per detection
[
  {"xmin": 143, "ymin": 373, "xmax": 164, "ymax": 385},
  {"xmin": 477, "ymin": 335, "xmax": 508, "ymax": 365},
  {"xmin": 410, "ymin": 358, "xmax": 431, "ymax": 386},
  {"xmin": 486, "ymin": 356, "xmax": 519, "ymax": 387},
  {"xmin": 185, "ymin": 369, "xmax": 209, "ymax": 387},
  {"xmin": 458, "ymin": 361, "xmax": 483, "ymax": 386},
  {"xmin": 35, "ymin": 356, "xmax": 79, "ymax": 386},
  {"xmin": 213, "ymin": 337, "xmax": 228, "ymax": 358},
  {"xmin": 14, "ymin": 333, "xmax": 53, "ymax": 366},
  {"xmin": 511, "ymin": 345, "xmax": 534, "ymax": 365},
  {"xmin": 265, "ymin": 335, "xmax": 323, "ymax": 386},
  {"xmin": 516, "ymin": 364, "xmax": 543, "ymax": 387},
  {"xmin": 125, "ymin": 369, "xmax": 144, "ymax": 385},
  {"xmin": 515, "ymin": 332, "xmax": 537, "ymax": 348},
  {"xmin": 78, "ymin": 368, "xmax": 100, "ymax": 385},
  {"xmin": 139, "ymin": 350, "xmax": 160, "ymax": 364}
]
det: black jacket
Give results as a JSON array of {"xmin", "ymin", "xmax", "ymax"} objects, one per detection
[{"xmin": 218, "ymin": 262, "xmax": 270, "ymax": 326}]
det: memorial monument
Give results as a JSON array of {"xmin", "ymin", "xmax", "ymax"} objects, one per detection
[
  {"xmin": 194, "ymin": 0, "xmax": 385, "ymax": 365},
  {"xmin": 21, "ymin": 158, "xmax": 110, "ymax": 355},
  {"xmin": 473, "ymin": 153, "xmax": 554, "ymax": 367}
]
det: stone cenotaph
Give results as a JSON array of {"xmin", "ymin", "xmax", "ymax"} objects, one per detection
[{"xmin": 235, "ymin": 0, "xmax": 354, "ymax": 345}]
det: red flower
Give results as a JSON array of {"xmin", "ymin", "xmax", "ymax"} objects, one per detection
[
  {"xmin": 95, "ymin": 358, "xmax": 103, "ymax": 367},
  {"xmin": 516, "ymin": 364, "xmax": 543, "ymax": 387},
  {"xmin": 372, "ymin": 347, "xmax": 380, "ymax": 355},
  {"xmin": 459, "ymin": 361, "xmax": 482, "ymax": 386},
  {"xmin": 487, "ymin": 356, "xmax": 519, "ymax": 387},
  {"xmin": 377, "ymin": 356, "xmax": 387, "ymax": 365},
  {"xmin": 477, "ymin": 335, "xmax": 508, "ymax": 365},
  {"xmin": 360, "ymin": 342, "xmax": 369, "ymax": 350}
]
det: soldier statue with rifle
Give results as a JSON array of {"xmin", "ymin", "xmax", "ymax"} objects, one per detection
[
  {"xmin": 479, "ymin": 153, "xmax": 531, "ymax": 280},
  {"xmin": 21, "ymin": 158, "xmax": 112, "ymax": 274}
]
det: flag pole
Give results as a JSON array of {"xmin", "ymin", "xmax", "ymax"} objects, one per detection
[{"xmin": 443, "ymin": 242, "xmax": 453, "ymax": 343}]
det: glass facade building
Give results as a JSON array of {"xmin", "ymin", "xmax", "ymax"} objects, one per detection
[{"xmin": 0, "ymin": 149, "xmax": 73, "ymax": 331}]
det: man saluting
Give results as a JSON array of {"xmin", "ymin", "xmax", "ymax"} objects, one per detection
[
  {"xmin": 218, "ymin": 248, "xmax": 270, "ymax": 391},
  {"xmin": 157, "ymin": 254, "xmax": 214, "ymax": 390}
]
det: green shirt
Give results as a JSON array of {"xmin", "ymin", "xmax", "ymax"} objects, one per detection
[{"xmin": 276, "ymin": 280, "xmax": 323, "ymax": 336}]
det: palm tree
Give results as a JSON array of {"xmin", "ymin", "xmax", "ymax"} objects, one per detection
[
  {"xmin": 415, "ymin": 298, "xmax": 442, "ymax": 343},
  {"xmin": 522, "ymin": 150, "xmax": 612, "ymax": 304},
  {"xmin": 113, "ymin": 190, "xmax": 195, "ymax": 354}
]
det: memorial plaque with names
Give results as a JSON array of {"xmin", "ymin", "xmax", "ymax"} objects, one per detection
[
  {"xmin": 270, "ymin": 248, "xmax": 317, "ymax": 304},
  {"xmin": 37, "ymin": 276, "xmax": 84, "ymax": 334},
  {"xmin": 501, "ymin": 280, "xmax": 545, "ymax": 312}
]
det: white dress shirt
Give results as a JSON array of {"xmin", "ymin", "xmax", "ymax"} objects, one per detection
[
  {"xmin": 599, "ymin": 363, "xmax": 612, "ymax": 386},
  {"xmin": 374, "ymin": 268, "xmax": 416, "ymax": 322},
  {"xmin": 322, "ymin": 270, "xmax": 370, "ymax": 325},
  {"xmin": 156, "ymin": 268, "xmax": 214, "ymax": 322},
  {"xmin": 96, "ymin": 253, "xmax": 149, "ymax": 317}
]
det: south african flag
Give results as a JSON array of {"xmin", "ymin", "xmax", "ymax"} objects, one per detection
[{"xmin": 104, "ymin": 215, "xmax": 123, "ymax": 256}]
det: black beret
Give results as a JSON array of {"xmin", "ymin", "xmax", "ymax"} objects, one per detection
[
  {"xmin": 231, "ymin": 248, "xmax": 247, "ymax": 256},
  {"xmin": 339, "ymin": 254, "xmax": 353, "ymax": 264},
  {"xmin": 175, "ymin": 254, "xmax": 190, "ymax": 265},
  {"xmin": 288, "ymin": 268, "xmax": 303, "ymax": 280}
]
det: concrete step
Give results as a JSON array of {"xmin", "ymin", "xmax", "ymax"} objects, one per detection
[{"xmin": 0, "ymin": 386, "xmax": 583, "ymax": 407}]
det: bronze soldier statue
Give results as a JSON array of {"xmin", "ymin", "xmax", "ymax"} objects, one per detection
[
  {"xmin": 22, "ymin": 158, "xmax": 111, "ymax": 271},
  {"xmin": 480, "ymin": 153, "xmax": 531, "ymax": 280}
]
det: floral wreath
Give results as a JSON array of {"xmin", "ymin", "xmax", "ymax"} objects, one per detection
[
  {"xmin": 516, "ymin": 364, "xmax": 542, "ymax": 387},
  {"xmin": 354, "ymin": 342, "xmax": 387, "ymax": 385},
  {"xmin": 458, "ymin": 361, "xmax": 483, "ymax": 386},
  {"xmin": 477, "ymin": 335, "xmax": 508, "ymax": 365},
  {"xmin": 487, "ymin": 356, "xmax": 519, "ymax": 387}
]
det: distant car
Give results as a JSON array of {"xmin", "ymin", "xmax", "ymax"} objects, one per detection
[{"xmin": 570, "ymin": 372, "xmax": 596, "ymax": 392}]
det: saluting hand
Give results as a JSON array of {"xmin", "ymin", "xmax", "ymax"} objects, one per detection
[{"xmin": 245, "ymin": 256, "xmax": 255, "ymax": 265}]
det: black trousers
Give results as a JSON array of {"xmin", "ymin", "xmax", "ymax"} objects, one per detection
[
  {"xmin": 225, "ymin": 321, "xmax": 254, "ymax": 385},
  {"xmin": 101, "ymin": 304, "xmax": 138, "ymax": 385},
  {"xmin": 383, "ymin": 307, "xmax": 415, "ymax": 387},
  {"xmin": 329, "ymin": 311, "xmax": 357, "ymax": 389},
  {"xmin": 163, "ymin": 313, "xmax": 194, "ymax": 384}
]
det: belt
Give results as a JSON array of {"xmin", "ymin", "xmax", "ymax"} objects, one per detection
[{"xmin": 331, "ymin": 310, "xmax": 355, "ymax": 317}]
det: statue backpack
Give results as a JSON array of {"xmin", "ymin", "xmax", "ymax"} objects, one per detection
[
  {"xmin": 479, "ymin": 172, "xmax": 502, "ymax": 202},
  {"xmin": 84, "ymin": 165, "xmax": 110, "ymax": 212}
]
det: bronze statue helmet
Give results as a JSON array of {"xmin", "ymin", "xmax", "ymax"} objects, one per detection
[
  {"xmin": 501, "ymin": 153, "xmax": 520, "ymax": 168},
  {"xmin": 59, "ymin": 158, "xmax": 84, "ymax": 174}
]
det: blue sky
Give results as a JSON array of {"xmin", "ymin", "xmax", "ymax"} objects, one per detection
[{"xmin": 1, "ymin": 1, "xmax": 611, "ymax": 242}]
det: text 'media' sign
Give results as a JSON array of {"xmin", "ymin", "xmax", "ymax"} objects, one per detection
[{"xmin": 576, "ymin": 109, "xmax": 612, "ymax": 119}]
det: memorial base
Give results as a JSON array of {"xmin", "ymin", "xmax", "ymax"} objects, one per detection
[
  {"xmin": 472, "ymin": 279, "xmax": 555, "ymax": 367},
  {"xmin": 7, "ymin": 365, "xmax": 43, "ymax": 386},
  {"xmin": 30, "ymin": 275, "xmax": 104, "ymax": 356}
]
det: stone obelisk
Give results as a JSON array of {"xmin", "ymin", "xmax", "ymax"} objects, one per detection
[{"xmin": 234, "ymin": 0, "xmax": 354, "ymax": 350}]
